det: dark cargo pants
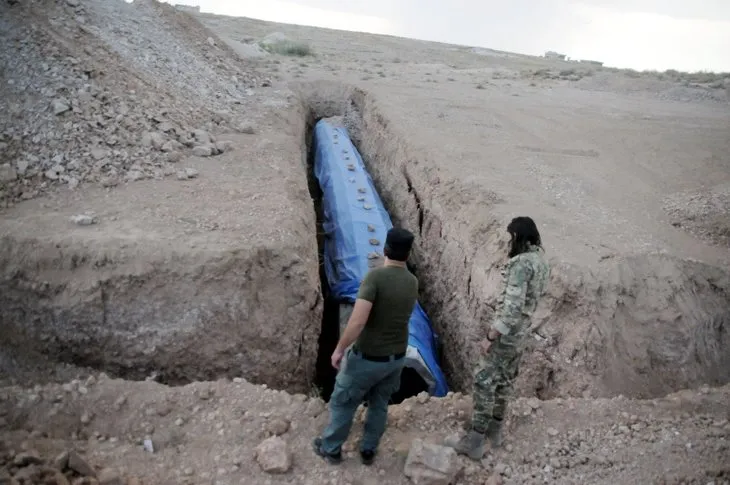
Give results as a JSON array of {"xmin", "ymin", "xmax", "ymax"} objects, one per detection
[
  {"xmin": 321, "ymin": 348, "xmax": 404, "ymax": 454},
  {"xmin": 471, "ymin": 350, "xmax": 521, "ymax": 433}
]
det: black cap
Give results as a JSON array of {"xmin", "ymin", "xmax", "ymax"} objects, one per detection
[{"xmin": 384, "ymin": 227, "xmax": 414, "ymax": 261}]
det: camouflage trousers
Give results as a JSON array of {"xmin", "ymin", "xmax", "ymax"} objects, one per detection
[{"xmin": 470, "ymin": 350, "xmax": 521, "ymax": 434}]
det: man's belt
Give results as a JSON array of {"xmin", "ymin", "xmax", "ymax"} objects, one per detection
[{"xmin": 353, "ymin": 348, "xmax": 405, "ymax": 362}]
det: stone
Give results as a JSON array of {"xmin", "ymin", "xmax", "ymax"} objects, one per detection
[
  {"xmin": 167, "ymin": 151, "xmax": 183, "ymax": 163},
  {"xmin": 266, "ymin": 418, "xmax": 290, "ymax": 436},
  {"xmin": 305, "ymin": 398, "xmax": 325, "ymax": 418},
  {"xmin": 192, "ymin": 129, "xmax": 211, "ymax": 144},
  {"xmin": 66, "ymin": 0, "xmax": 80, "ymax": 6},
  {"xmin": 486, "ymin": 475, "xmax": 504, "ymax": 485},
  {"xmin": 16, "ymin": 159, "xmax": 29, "ymax": 176},
  {"xmin": 236, "ymin": 123, "xmax": 256, "ymax": 135},
  {"xmin": 161, "ymin": 140, "xmax": 183, "ymax": 152},
  {"xmin": 52, "ymin": 98, "xmax": 71, "ymax": 115},
  {"xmin": 97, "ymin": 468, "xmax": 123, "ymax": 485},
  {"xmin": 72, "ymin": 478, "xmax": 99, "ymax": 485},
  {"xmin": 45, "ymin": 168, "xmax": 61, "ymax": 180},
  {"xmin": 192, "ymin": 144, "xmax": 214, "ymax": 157},
  {"xmin": 254, "ymin": 436, "xmax": 292, "ymax": 474},
  {"xmin": 91, "ymin": 148, "xmax": 108, "ymax": 161},
  {"xmin": 14, "ymin": 450, "xmax": 42, "ymax": 466},
  {"xmin": 70, "ymin": 214, "xmax": 97, "ymax": 226},
  {"xmin": 0, "ymin": 164, "xmax": 17, "ymax": 182},
  {"xmin": 125, "ymin": 170, "xmax": 145, "ymax": 181},
  {"xmin": 141, "ymin": 131, "xmax": 166, "ymax": 150},
  {"xmin": 101, "ymin": 176, "xmax": 118, "ymax": 188},
  {"xmin": 547, "ymin": 427, "xmax": 559, "ymax": 436},
  {"xmin": 176, "ymin": 168, "xmax": 199, "ymax": 180},
  {"xmin": 68, "ymin": 450, "xmax": 96, "ymax": 477},
  {"xmin": 157, "ymin": 122, "xmax": 175, "ymax": 133},
  {"xmin": 54, "ymin": 450, "xmax": 70, "ymax": 470},
  {"xmin": 207, "ymin": 37, "xmax": 216, "ymax": 46},
  {"xmin": 403, "ymin": 439, "xmax": 462, "ymax": 485},
  {"xmin": 215, "ymin": 140, "xmax": 233, "ymax": 153}
]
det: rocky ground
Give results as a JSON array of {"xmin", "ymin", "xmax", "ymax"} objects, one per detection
[
  {"xmin": 1, "ymin": 0, "xmax": 729, "ymax": 484},
  {"xmin": 1, "ymin": 373, "xmax": 729, "ymax": 485}
]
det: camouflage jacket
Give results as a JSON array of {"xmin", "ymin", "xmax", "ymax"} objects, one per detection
[{"xmin": 490, "ymin": 244, "xmax": 550, "ymax": 355}]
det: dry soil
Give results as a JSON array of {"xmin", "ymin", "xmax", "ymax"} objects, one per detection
[{"xmin": 1, "ymin": 1, "xmax": 729, "ymax": 484}]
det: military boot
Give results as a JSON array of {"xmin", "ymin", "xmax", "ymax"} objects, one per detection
[
  {"xmin": 485, "ymin": 418, "xmax": 504, "ymax": 448},
  {"xmin": 445, "ymin": 429, "xmax": 486, "ymax": 461}
]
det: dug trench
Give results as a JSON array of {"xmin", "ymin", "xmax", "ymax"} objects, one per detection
[
  {"xmin": 1, "ymin": 80, "xmax": 728, "ymax": 405},
  {"xmin": 295, "ymin": 80, "xmax": 730, "ymax": 403},
  {"xmin": 305, "ymin": 116, "xmax": 438, "ymax": 403}
]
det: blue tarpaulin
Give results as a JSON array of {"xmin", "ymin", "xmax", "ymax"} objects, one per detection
[{"xmin": 312, "ymin": 119, "xmax": 449, "ymax": 397}]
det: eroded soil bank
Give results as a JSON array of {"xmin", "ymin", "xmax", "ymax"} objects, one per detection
[{"xmin": 0, "ymin": 124, "xmax": 323, "ymax": 393}]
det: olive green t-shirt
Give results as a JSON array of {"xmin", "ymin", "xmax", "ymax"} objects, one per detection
[{"xmin": 354, "ymin": 265, "xmax": 419, "ymax": 356}]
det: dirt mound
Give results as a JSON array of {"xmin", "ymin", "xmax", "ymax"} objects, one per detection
[
  {"xmin": 0, "ymin": 0, "xmax": 262, "ymax": 206},
  {"xmin": 663, "ymin": 184, "xmax": 730, "ymax": 248}
]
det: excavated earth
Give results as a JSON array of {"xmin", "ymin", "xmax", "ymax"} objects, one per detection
[{"xmin": 1, "ymin": 1, "xmax": 729, "ymax": 484}]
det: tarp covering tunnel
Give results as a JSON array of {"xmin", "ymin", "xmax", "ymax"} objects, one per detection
[{"xmin": 312, "ymin": 118, "xmax": 449, "ymax": 399}]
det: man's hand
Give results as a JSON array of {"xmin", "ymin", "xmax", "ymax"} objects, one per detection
[
  {"xmin": 331, "ymin": 347, "xmax": 345, "ymax": 370},
  {"xmin": 479, "ymin": 338, "xmax": 492, "ymax": 355}
]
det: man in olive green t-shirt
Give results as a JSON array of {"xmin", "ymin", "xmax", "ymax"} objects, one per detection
[{"xmin": 313, "ymin": 227, "xmax": 418, "ymax": 466}]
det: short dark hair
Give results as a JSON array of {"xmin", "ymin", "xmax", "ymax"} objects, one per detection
[
  {"xmin": 384, "ymin": 227, "xmax": 414, "ymax": 262},
  {"xmin": 507, "ymin": 216, "xmax": 542, "ymax": 258}
]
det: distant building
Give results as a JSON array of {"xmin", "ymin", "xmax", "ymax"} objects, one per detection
[
  {"xmin": 174, "ymin": 4, "xmax": 201, "ymax": 14},
  {"xmin": 544, "ymin": 51, "xmax": 567, "ymax": 60},
  {"xmin": 579, "ymin": 59, "xmax": 604, "ymax": 67}
]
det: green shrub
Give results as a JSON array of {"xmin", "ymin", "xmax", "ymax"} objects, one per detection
[{"xmin": 259, "ymin": 40, "xmax": 313, "ymax": 57}]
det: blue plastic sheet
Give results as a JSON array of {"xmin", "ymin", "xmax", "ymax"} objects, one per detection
[{"xmin": 312, "ymin": 119, "xmax": 449, "ymax": 397}]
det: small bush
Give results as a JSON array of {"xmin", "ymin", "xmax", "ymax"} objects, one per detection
[{"xmin": 259, "ymin": 39, "xmax": 313, "ymax": 57}]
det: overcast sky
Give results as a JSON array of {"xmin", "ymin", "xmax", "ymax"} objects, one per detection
[{"xmin": 167, "ymin": 0, "xmax": 730, "ymax": 72}]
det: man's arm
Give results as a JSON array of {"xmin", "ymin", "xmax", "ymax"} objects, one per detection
[
  {"xmin": 490, "ymin": 259, "xmax": 529, "ymax": 338},
  {"xmin": 331, "ymin": 271, "xmax": 377, "ymax": 368},
  {"xmin": 335, "ymin": 298, "xmax": 373, "ymax": 352}
]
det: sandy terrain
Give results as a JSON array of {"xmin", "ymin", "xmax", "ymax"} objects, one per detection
[{"xmin": 1, "ymin": 0, "xmax": 729, "ymax": 484}]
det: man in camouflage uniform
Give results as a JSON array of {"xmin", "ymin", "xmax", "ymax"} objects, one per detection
[{"xmin": 447, "ymin": 216, "xmax": 550, "ymax": 460}]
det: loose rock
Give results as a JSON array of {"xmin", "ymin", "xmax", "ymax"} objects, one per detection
[
  {"xmin": 14, "ymin": 449, "xmax": 42, "ymax": 466},
  {"xmin": 305, "ymin": 398, "xmax": 325, "ymax": 418},
  {"xmin": 52, "ymin": 98, "xmax": 71, "ymax": 115},
  {"xmin": 68, "ymin": 450, "xmax": 96, "ymax": 477},
  {"xmin": 97, "ymin": 468, "xmax": 123, "ymax": 485},
  {"xmin": 237, "ymin": 123, "xmax": 256, "ymax": 134},
  {"xmin": 267, "ymin": 418, "xmax": 291, "ymax": 436},
  {"xmin": 0, "ymin": 164, "xmax": 17, "ymax": 182},
  {"xmin": 192, "ymin": 145, "xmax": 214, "ymax": 157},
  {"xmin": 403, "ymin": 439, "xmax": 462, "ymax": 485},
  {"xmin": 254, "ymin": 436, "xmax": 292, "ymax": 474},
  {"xmin": 70, "ymin": 214, "xmax": 98, "ymax": 226}
]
